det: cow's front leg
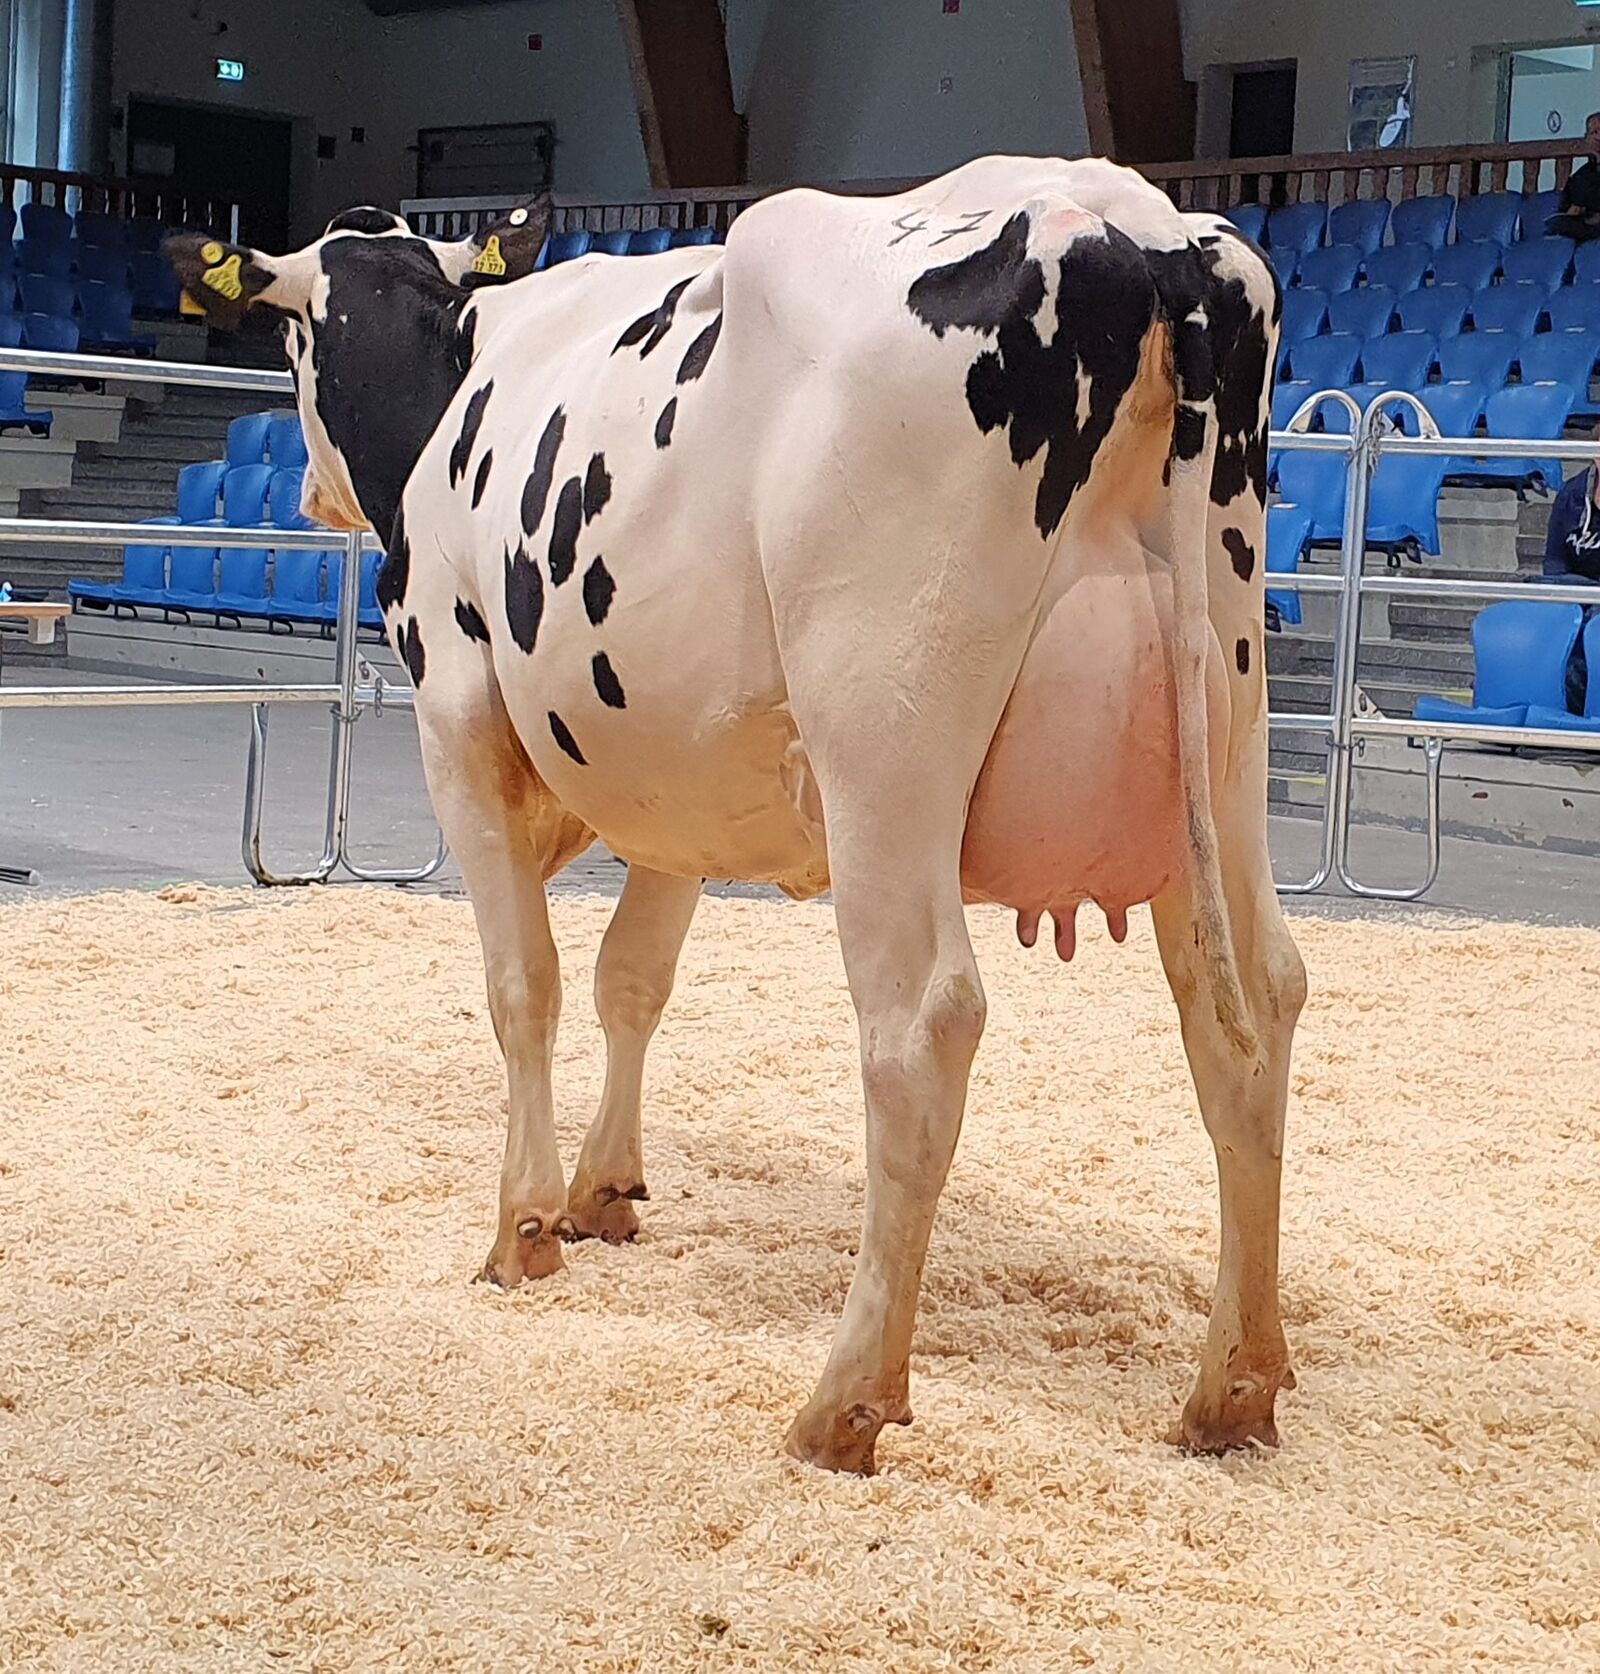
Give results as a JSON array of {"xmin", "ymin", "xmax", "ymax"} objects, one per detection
[
  {"xmin": 565, "ymin": 865, "xmax": 701, "ymax": 1244},
  {"xmin": 784, "ymin": 857, "xmax": 986, "ymax": 1476},
  {"xmin": 409, "ymin": 622, "xmax": 572, "ymax": 1287}
]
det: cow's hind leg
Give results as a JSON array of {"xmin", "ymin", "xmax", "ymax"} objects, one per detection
[
  {"xmin": 407, "ymin": 611, "xmax": 578, "ymax": 1288},
  {"xmin": 565, "ymin": 866, "xmax": 701, "ymax": 1244},
  {"xmin": 1151, "ymin": 811, "xmax": 1306, "ymax": 1451}
]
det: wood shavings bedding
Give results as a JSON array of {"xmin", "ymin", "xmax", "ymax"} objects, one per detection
[{"xmin": 2, "ymin": 885, "xmax": 1598, "ymax": 1670}]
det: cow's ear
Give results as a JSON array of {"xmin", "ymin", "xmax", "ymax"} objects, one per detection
[
  {"xmin": 456, "ymin": 195, "xmax": 553, "ymax": 288},
  {"xmin": 164, "ymin": 234, "xmax": 307, "ymax": 329}
]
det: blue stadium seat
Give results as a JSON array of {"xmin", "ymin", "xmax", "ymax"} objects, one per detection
[
  {"xmin": 545, "ymin": 230, "xmax": 593, "ymax": 264},
  {"xmin": 1328, "ymin": 286, "xmax": 1396, "ymax": 340},
  {"xmin": 1521, "ymin": 190, "xmax": 1564, "ymax": 237},
  {"xmin": 20, "ymin": 202, "xmax": 72, "ymax": 247},
  {"xmin": 1500, "ymin": 238, "xmax": 1573, "ymax": 293},
  {"xmin": 1364, "ymin": 244, "xmax": 1432, "ymax": 294},
  {"xmin": 73, "ymin": 212, "xmax": 125, "ymax": 250},
  {"xmin": 130, "ymin": 251, "xmax": 181, "ymax": 315},
  {"xmin": 218, "ymin": 462, "xmax": 275, "ymax": 526},
  {"xmin": 226, "ymin": 413, "xmax": 273, "ymax": 466},
  {"xmin": 1367, "ymin": 452, "xmax": 1449, "ymax": 553},
  {"xmin": 0, "ymin": 369, "xmax": 50, "ymax": 436},
  {"xmin": 1268, "ymin": 245, "xmax": 1300, "ymax": 287},
  {"xmin": 1449, "ymin": 383, "xmax": 1574, "ymax": 492},
  {"xmin": 1454, "ymin": 192, "xmax": 1521, "ymax": 248},
  {"xmin": 590, "ymin": 229, "xmax": 633, "ymax": 256},
  {"xmin": 1574, "ymin": 243, "xmax": 1600, "ymax": 285},
  {"xmin": 1397, "ymin": 284, "xmax": 1470, "ymax": 339},
  {"xmin": 316, "ymin": 546, "xmax": 384, "ymax": 628},
  {"xmin": 1267, "ymin": 202, "xmax": 1327, "ymax": 256},
  {"xmin": 21, "ymin": 313, "xmax": 79, "ymax": 353},
  {"xmin": 161, "ymin": 542, "xmax": 221, "ymax": 613},
  {"xmin": 1517, "ymin": 335, "xmax": 1593, "ymax": 409},
  {"xmin": 126, "ymin": 218, "xmax": 166, "ymax": 253},
  {"xmin": 670, "ymin": 226, "xmax": 718, "ymax": 247},
  {"xmin": 1298, "ymin": 244, "xmax": 1363, "ymax": 293},
  {"xmin": 1288, "ymin": 333, "xmax": 1362, "ymax": 388},
  {"xmin": 1279, "ymin": 288, "xmax": 1328, "ymax": 342},
  {"xmin": 214, "ymin": 547, "xmax": 272, "ymax": 620},
  {"xmin": 19, "ymin": 271, "xmax": 74, "ymax": 317},
  {"xmin": 77, "ymin": 282, "xmax": 157, "ymax": 353},
  {"xmin": 1547, "ymin": 283, "xmax": 1600, "ymax": 334},
  {"xmin": 76, "ymin": 245, "xmax": 131, "ymax": 285},
  {"xmin": 1224, "ymin": 203, "xmax": 1268, "ymax": 242},
  {"xmin": 264, "ymin": 550, "xmax": 325, "ymax": 625},
  {"xmin": 266, "ymin": 413, "xmax": 308, "ymax": 470},
  {"xmin": 1327, "ymin": 199, "xmax": 1391, "ymax": 255},
  {"xmin": 1414, "ymin": 380, "xmax": 1487, "ymax": 441},
  {"xmin": 1359, "ymin": 330, "xmax": 1436, "ymax": 390},
  {"xmin": 1415, "ymin": 601, "xmax": 1584, "ymax": 728},
  {"xmin": 270, "ymin": 466, "xmax": 315, "ymax": 530},
  {"xmin": 1469, "ymin": 284, "xmax": 1546, "ymax": 338},
  {"xmin": 0, "ymin": 314, "xmax": 50, "ymax": 436},
  {"xmin": 1265, "ymin": 502, "xmax": 1312, "ymax": 628},
  {"xmin": 1276, "ymin": 451, "xmax": 1348, "ymax": 542},
  {"xmin": 1526, "ymin": 614, "xmax": 1600, "ymax": 732},
  {"xmin": 1431, "ymin": 242, "xmax": 1501, "ymax": 292},
  {"xmin": 1392, "ymin": 195, "xmax": 1455, "ymax": 249},
  {"xmin": 174, "ymin": 460, "xmax": 228, "ymax": 523},
  {"xmin": 628, "ymin": 228, "xmax": 673, "ymax": 255},
  {"xmin": 68, "ymin": 542, "xmax": 168, "ymax": 612},
  {"xmin": 15, "ymin": 239, "xmax": 72, "ymax": 279}
]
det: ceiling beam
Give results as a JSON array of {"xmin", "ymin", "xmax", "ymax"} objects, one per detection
[
  {"xmin": 1070, "ymin": 0, "xmax": 1194, "ymax": 165},
  {"xmin": 614, "ymin": 0, "xmax": 746, "ymax": 189}
]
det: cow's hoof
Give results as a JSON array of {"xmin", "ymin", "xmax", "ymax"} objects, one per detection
[
  {"xmin": 477, "ymin": 1220, "xmax": 566, "ymax": 1288},
  {"xmin": 564, "ymin": 1180, "xmax": 646, "ymax": 1244},
  {"xmin": 1168, "ymin": 1365, "xmax": 1293, "ymax": 1454},
  {"xmin": 784, "ymin": 1396, "xmax": 911, "ymax": 1476}
]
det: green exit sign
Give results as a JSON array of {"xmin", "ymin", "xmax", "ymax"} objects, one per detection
[{"xmin": 215, "ymin": 58, "xmax": 245, "ymax": 82}]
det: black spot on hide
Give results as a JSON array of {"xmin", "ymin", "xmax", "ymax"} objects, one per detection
[
  {"xmin": 583, "ymin": 453, "xmax": 611, "ymax": 522},
  {"xmin": 583, "ymin": 557, "xmax": 615, "ymax": 626},
  {"xmin": 676, "ymin": 314, "xmax": 722, "ymax": 384},
  {"xmin": 400, "ymin": 615, "xmax": 426, "ymax": 686},
  {"xmin": 454, "ymin": 597, "xmax": 491, "ymax": 645},
  {"xmin": 504, "ymin": 543, "xmax": 543, "ymax": 654},
  {"xmin": 614, "ymin": 278, "xmax": 693, "ymax": 357},
  {"xmin": 1235, "ymin": 636, "xmax": 1251, "ymax": 675},
  {"xmin": 548, "ymin": 477, "xmax": 583, "ymax": 585},
  {"xmin": 449, "ymin": 381, "xmax": 493, "ymax": 490},
  {"xmin": 471, "ymin": 448, "xmax": 494, "ymax": 509},
  {"xmin": 549, "ymin": 710, "xmax": 587, "ymax": 765},
  {"xmin": 1222, "ymin": 528, "xmax": 1256, "ymax": 582},
  {"xmin": 522, "ymin": 407, "xmax": 566, "ymax": 536},
  {"xmin": 909, "ymin": 217, "xmax": 1153, "ymax": 537},
  {"xmin": 376, "ymin": 504, "xmax": 409, "ymax": 614},
  {"xmin": 654, "ymin": 398, "xmax": 677, "ymax": 448},
  {"xmin": 591, "ymin": 651, "xmax": 626, "ymax": 709}
]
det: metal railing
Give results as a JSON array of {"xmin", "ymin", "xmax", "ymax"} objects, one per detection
[
  {"xmin": 1267, "ymin": 386, "xmax": 1600, "ymax": 901},
  {"xmin": 0, "ymin": 346, "xmax": 445, "ymax": 889}
]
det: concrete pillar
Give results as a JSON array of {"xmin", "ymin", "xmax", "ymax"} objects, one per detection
[
  {"xmin": 10, "ymin": 0, "xmax": 66, "ymax": 170},
  {"xmin": 59, "ymin": 0, "xmax": 114, "ymax": 175}
]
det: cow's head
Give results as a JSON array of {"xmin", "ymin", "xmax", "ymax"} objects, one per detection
[{"xmin": 165, "ymin": 199, "xmax": 551, "ymax": 544}]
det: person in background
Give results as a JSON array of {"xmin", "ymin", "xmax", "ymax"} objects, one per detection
[
  {"xmin": 1542, "ymin": 430, "xmax": 1600, "ymax": 710},
  {"xmin": 1550, "ymin": 113, "xmax": 1600, "ymax": 241}
]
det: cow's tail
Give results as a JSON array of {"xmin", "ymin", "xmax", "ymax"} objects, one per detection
[{"xmin": 1163, "ymin": 379, "xmax": 1260, "ymax": 1064}]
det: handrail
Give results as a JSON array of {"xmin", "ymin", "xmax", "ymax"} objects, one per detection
[
  {"xmin": 0, "ymin": 346, "xmax": 294, "ymax": 393},
  {"xmin": 1, "ymin": 159, "xmax": 242, "ymax": 239}
]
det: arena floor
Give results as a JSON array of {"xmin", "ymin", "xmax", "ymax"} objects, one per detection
[{"xmin": 4, "ymin": 884, "xmax": 1598, "ymax": 1670}]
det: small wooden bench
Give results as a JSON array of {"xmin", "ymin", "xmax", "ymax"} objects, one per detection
[{"xmin": 0, "ymin": 600, "xmax": 72, "ymax": 646}]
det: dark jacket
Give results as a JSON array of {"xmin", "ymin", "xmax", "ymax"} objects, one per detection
[
  {"xmin": 1563, "ymin": 158, "xmax": 1600, "ymax": 218},
  {"xmin": 1544, "ymin": 468, "xmax": 1600, "ymax": 583}
]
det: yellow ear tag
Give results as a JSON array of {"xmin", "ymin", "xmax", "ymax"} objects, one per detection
[
  {"xmin": 472, "ymin": 234, "xmax": 508, "ymax": 277},
  {"xmin": 201, "ymin": 241, "xmax": 225, "ymax": 264},
  {"xmin": 201, "ymin": 252, "xmax": 245, "ymax": 301}
]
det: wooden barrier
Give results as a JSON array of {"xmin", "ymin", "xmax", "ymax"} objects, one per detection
[
  {"xmin": 0, "ymin": 161, "xmax": 239, "ymax": 237},
  {"xmin": 404, "ymin": 137, "xmax": 1599, "ymax": 243}
]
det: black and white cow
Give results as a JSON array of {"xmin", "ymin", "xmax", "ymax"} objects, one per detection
[{"xmin": 170, "ymin": 156, "xmax": 1305, "ymax": 1476}]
